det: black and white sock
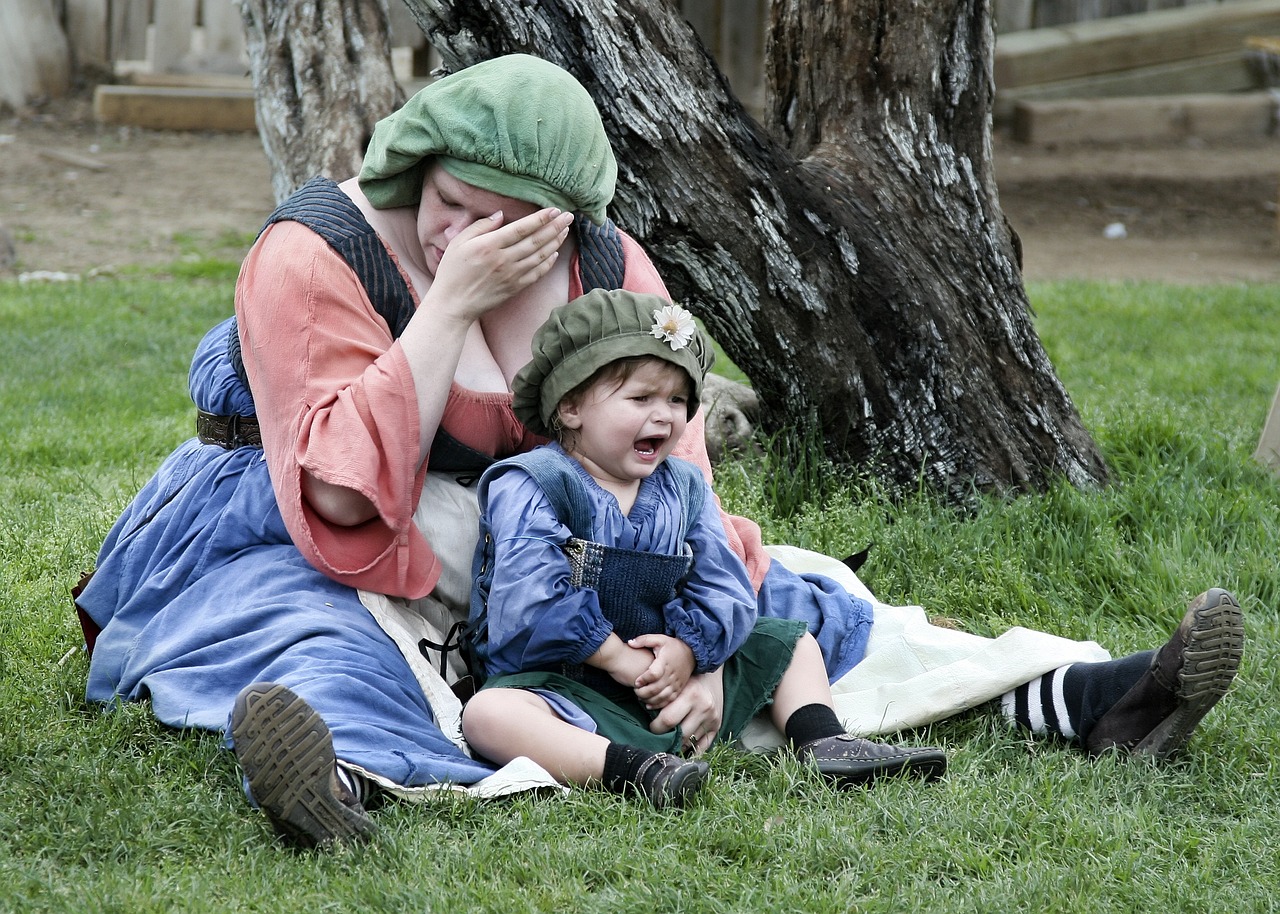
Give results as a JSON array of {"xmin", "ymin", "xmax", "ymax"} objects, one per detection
[
  {"xmin": 335, "ymin": 763, "xmax": 372, "ymax": 808},
  {"xmin": 1002, "ymin": 665, "xmax": 1079, "ymax": 740},
  {"xmin": 1001, "ymin": 651, "xmax": 1155, "ymax": 744}
]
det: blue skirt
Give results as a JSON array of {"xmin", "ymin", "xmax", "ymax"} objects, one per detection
[{"xmin": 77, "ymin": 318, "xmax": 495, "ymax": 787}]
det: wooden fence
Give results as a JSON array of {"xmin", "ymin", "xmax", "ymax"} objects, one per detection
[
  {"xmin": 60, "ymin": 0, "xmax": 1263, "ymax": 82},
  {"xmin": 12, "ymin": 0, "xmax": 1275, "ymax": 126}
]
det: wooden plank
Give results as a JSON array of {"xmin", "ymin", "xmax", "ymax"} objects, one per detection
[
  {"xmin": 721, "ymin": 0, "xmax": 766, "ymax": 114},
  {"xmin": 1254, "ymin": 382, "xmax": 1280, "ymax": 472},
  {"xmin": 994, "ymin": 50, "xmax": 1258, "ymax": 121},
  {"xmin": 110, "ymin": 0, "xmax": 151, "ymax": 63},
  {"xmin": 387, "ymin": 0, "xmax": 426, "ymax": 49},
  {"xmin": 152, "ymin": 0, "xmax": 198, "ymax": 72},
  {"xmin": 995, "ymin": 0, "xmax": 1280, "ymax": 89},
  {"xmin": 1011, "ymin": 90, "xmax": 1277, "ymax": 144},
  {"xmin": 40, "ymin": 148, "xmax": 109, "ymax": 171},
  {"xmin": 93, "ymin": 84, "xmax": 256, "ymax": 131},
  {"xmin": 995, "ymin": 0, "xmax": 1035, "ymax": 33},
  {"xmin": 65, "ymin": 0, "xmax": 110, "ymax": 71},
  {"xmin": 200, "ymin": 0, "xmax": 246, "ymax": 60},
  {"xmin": 681, "ymin": 0, "xmax": 723, "ymax": 57},
  {"xmin": 125, "ymin": 71, "xmax": 251, "ymax": 90}
]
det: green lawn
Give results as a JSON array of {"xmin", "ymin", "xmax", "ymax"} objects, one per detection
[{"xmin": 3, "ymin": 273, "xmax": 1278, "ymax": 913}]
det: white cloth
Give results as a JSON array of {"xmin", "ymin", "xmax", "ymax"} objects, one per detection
[{"xmin": 739, "ymin": 545, "xmax": 1110, "ymax": 749}]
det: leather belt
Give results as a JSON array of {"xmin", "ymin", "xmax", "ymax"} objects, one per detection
[{"xmin": 196, "ymin": 409, "xmax": 263, "ymax": 449}]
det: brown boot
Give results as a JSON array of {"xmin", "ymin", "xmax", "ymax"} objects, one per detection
[
  {"xmin": 1086, "ymin": 589, "xmax": 1243, "ymax": 760},
  {"xmin": 231, "ymin": 682, "xmax": 376, "ymax": 848}
]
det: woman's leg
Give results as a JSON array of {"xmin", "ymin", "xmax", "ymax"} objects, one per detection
[{"xmin": 1002, "ymin": 588, "xmax": 1243, "ymax": 758}]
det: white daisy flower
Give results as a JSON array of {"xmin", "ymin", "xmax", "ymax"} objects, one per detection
[{"xmin": 650, "ymin": 305, "xmax": 696, "ymax": 351}]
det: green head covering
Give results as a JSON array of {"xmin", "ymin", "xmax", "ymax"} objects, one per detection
[
  {"xmin": 359, "ymin": 54, "xmax": 617, "ymax": 223},
  {"xmin": 512, "ymin": 289, "xmax": 716, "ymax": 437}
]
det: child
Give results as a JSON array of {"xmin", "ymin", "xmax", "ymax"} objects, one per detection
[{"xmin": 460, "ymin": 289, "xmax": 946, "ymax": 808}]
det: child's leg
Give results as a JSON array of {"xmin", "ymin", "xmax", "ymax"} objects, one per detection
[
  {"xmin": 770, "ymin": 633, "xmax": 948, "ymax": 784},
  {"xmin": 462, "ymin": 687, "xmax": 709, "ymax": 807},
  {"xmin": 768, "ymin": 631, "xmax": 837, "ymax": 725},
  {"xmin": 462, "ymin": 687, "xmax": 608, "ymax": 784}
]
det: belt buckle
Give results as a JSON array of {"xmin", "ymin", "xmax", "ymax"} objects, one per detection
[{"xmin": 225, "ymin": 413, "xmax": 248, "ymax": 449}]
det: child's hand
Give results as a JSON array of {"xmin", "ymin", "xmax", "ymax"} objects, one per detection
[
  {"xmin": 587, "ymin": 633, "xmax": 654, "ymax": 688},
  {"xmin": 629, "ymin": 634, "xmax": 695, "ymax": 709}
]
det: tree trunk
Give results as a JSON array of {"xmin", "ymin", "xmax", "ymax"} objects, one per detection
[
  {"xmin": 399, "ymin": 0, "xmax": 1109, "ymax": 501},
  {"xmin": 352, "ymin": 0, "xmax": 1112, "ymax": 502},
  {"xmin": 238, "ymin": 0, "xmax": 404, "ymax": 203},
  {"xmin": 0, "ymin": 0, "xmax": 71, "ymax": 112}
]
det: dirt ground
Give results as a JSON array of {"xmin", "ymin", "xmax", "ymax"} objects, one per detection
[{"xmin": 2, "ymin": 91, "xmax": 1278, "ymax": 283}]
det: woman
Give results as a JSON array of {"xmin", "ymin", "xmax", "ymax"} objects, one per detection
[{"xmin": 75, "ymin": 54, "xmax": 1243, "ymax": 849}]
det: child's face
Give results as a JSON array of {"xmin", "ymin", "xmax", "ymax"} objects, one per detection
[{"xmin": 557, "ymin": 359, "xmax": 692, "ymax": 488}]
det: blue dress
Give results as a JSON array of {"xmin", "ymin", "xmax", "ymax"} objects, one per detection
[{"xmin": 77, "ymin": 317, "xmax": 496, "ymax": 787}]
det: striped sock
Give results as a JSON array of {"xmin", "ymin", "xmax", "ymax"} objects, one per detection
[
  {"xmin": 335, "ymin": 763, "xmax": 371, "ymax": 808},
  {"xmin": 1001, "ymin": 664, "xmax": 1079, "ymax": 740},
  {"xmin": 1001, "ymin": 651, "xmax": 1154, "ymax": 744}
]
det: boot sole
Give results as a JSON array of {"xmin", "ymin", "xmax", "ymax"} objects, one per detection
[
  {"xmin": 1135, "ymin": 590, "xmax": 1244, "ymax": 760},
  {"xmin": 230, "ymin": 682, "xmax": 375, "ymax": 848}
]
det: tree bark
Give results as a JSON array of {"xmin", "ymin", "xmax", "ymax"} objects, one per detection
[
  {"xmin": 334, "ymin": 0, "xmax": 1111, "ymax": 502},
  {"xmin": 0, "ymin": 0, "xmax": 71, "ymax": 112},
  {"xmin": 238, "ymin": 0, "xmax": 404, "ymax": 202}
]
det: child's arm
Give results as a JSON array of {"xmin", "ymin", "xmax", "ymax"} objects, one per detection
[
  {"xmin": 480, "ymin": 470, "xmax": 619, "ymax": 678},
  {"xmin": 629, "ymin": 633, "xmax": 695, "ymax": 708},
  {"xmin": 659, "ymin": 480, "xmax": 759, "ymax": 674},
  {"xmin": 586, "ymin": 633, "xmax": 658, "ymax": 689}
]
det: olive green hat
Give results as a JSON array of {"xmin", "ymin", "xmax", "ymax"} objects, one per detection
[
  {"xmin": 358, "ymin": 54, "xmax": 617, "ymax": 223},
  {"xmin": 512, "ymin": 289, "xmax": 715, "ymax": 437}
]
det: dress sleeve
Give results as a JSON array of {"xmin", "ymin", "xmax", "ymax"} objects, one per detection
[
  {"xmin": 235, "ymin": 220, "xmax": 439, "ymax": 598},
  {"xmin": 609, "ymin": 231, "xmax": 773, "ymax": 593},
  {"xmin": 660, "ymin": 487, "xmax": 759, "ymax": 673},
  {"xmin": 481, "ymin": 471, "xmax": 615, "ymax": 677}
]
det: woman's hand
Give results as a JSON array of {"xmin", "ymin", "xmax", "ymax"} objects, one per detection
[
  {"xmin": 630, "ymin": 634, "xmax": 694, "ymax": 709},
  {"xmin": 649, "ymin": 666, "xmax": 724, "ymax": 757},
  {"xmin": 427, "ymin": 207, "xmax": 574, "ymax": 324}
]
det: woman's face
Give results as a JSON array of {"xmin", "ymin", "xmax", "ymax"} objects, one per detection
[{"xmin": 416, "ymin": 162, "xmax": 543, "ymax": 276}]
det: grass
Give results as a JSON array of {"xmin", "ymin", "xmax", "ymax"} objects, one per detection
[{"xmin": 2, "ymin": 274, "xmax": 1278, "ymax": 912}]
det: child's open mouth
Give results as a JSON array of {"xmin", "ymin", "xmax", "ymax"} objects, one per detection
[{"xmin": 634, "ymin": 437, "xmax": 663, "ymax": 457}]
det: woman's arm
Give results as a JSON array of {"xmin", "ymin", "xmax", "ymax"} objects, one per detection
[{"xmin": 237, "ymin": 223, "xmax": 437, "ymax": 596}]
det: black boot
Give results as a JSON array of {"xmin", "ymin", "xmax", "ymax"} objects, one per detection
[
  {"xmin": 231, "ymin": 682, "xmax": 376, "ymax": 848},
  {"xmin": 1086, "ymin": 588, "xmax": 1243, "ymax": 760}
]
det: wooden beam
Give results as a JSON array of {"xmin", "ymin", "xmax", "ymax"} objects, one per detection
[
  {"xmin": 93, "ymin": 84, "xmax": 256, "ymax": 131},
  {"xmin": 152, "ymin": 0, "xmax": 198, "ymax": 73},
  {"xmin": 1011, "ymin": 91, "xmax": 1277, "ymax": 145},
  {"xmin": 994, "ymin": 0, "xmax": 1280, "ymax": 89},
  {"xmin": 995, "ymin": 50, "xmax": 1259, "ymax": 122}
]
